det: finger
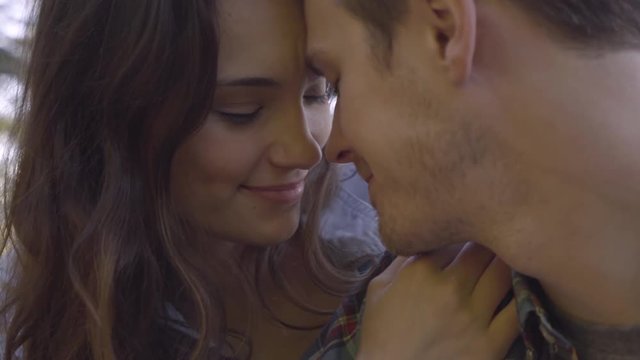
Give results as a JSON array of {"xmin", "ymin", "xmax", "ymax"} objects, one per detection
[
  {"xmin": 401, "ymin": 252, "xmax": 445, "ymax": 273},
  {"xmin": 368, "ymin": 256, "xmax": 410, "ymax": 289},
  {"xmin": 488, "ymin": 299, "xmax": 520, "ymax": 357},
  {"xmin": 445, "ymin": 242, "xmax": 495, "ymax": 293},
  {"xmin": 385, "ymin": 244, "xmax": 464, "ymax": 288},
  {"xmin": 471, "ymin": 257, "xmax": 513, "ymax": 323}
]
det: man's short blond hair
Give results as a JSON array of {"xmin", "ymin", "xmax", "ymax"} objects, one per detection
[{"xmin": 340, "ymin": 0, "xmax": 640, "ymax": 64}]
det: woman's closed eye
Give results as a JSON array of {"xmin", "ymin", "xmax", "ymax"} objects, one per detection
[{"xmin": 215, "ymin": 105, "xmax": 263, "ymax": 125}]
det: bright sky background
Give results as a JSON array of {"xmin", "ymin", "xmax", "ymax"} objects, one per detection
[
  {"xmin": 0, "ymin": 0, "xmax": 28, "ymax": 120},
  {"xmin": 0, "ymin": 0, "xmax": 29, "ymax": 49}
]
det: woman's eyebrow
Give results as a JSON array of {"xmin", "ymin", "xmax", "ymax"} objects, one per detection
[{"xmin": 217, "ymin": 77, "xmax": 281, "ymax": 87}]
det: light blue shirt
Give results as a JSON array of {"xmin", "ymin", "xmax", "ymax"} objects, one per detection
[{"xmin": 319, "ymin": 164, "xmax": 383, "ymax": 266}]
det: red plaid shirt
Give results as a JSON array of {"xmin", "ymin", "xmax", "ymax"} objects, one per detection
[{"xmin": 303, "ymin": 254, "xmax": 579, "ymax": 360}]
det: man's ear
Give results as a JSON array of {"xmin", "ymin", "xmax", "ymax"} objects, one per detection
[{"xmin": 422, "ymin": 0, "xmax": 477, "ymax": 84}]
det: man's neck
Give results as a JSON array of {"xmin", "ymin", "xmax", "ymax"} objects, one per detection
[
  {"xmin": 500, "ymin": 192, "xmax": 640, "ymax": 327},
  {"xmin": 537, "ymin": 250, "xmax": 640, "ymax": 327}
]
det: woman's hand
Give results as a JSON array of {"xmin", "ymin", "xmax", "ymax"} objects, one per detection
[{"xmin": 356, "ymin": 243, "xmax": 518, "ymax": 360}]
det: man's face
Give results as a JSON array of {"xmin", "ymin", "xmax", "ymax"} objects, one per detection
[
  {"xmin": 305, "ymin": 0, "xmax": 488, "ymax": 255},
  {"xmin": 305, "ymin": 0, "xmax": 640, "ymax": 261}
]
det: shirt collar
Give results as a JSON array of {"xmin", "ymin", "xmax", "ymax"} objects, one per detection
[{"xmin": 512, "ymin": 272, "xmax": 579, "ymax": 359}]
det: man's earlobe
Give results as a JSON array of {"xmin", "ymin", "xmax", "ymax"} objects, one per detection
[{"xmin": 427, "ymin": 0, "xmax": 477, "ymax": 84}]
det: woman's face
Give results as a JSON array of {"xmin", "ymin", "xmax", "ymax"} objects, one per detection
[{"xmin": 170, "ymin": 0, "xmax": 332, "ymax": 246}]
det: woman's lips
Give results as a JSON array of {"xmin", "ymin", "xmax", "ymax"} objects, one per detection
[{"xmin": 241, "ymin": 181, "xmax": 305, "ymax": 204}]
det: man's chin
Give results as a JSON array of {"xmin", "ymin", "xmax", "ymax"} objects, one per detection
[
  {"xmin": 380, "ymin": 223, "xmax": 465, "ymax": 256},
  {"xmin": 380, "ymin": 235, "xmax": 432, "ymax": 256},
  {"xmin": 382, "ymin": 238, "xmax": 465, "ymax": 268}
]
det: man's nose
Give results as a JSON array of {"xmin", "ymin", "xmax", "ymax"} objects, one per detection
[{"xmin": 324, "ymin": 115, "xmax": 355, "ymax": 163}]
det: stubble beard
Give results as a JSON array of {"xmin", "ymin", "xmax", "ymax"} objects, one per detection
[{"xmin": 375, "ymin": 188, "xmax": 474, "ymax": 256}]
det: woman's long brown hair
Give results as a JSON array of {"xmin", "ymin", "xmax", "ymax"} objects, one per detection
[{"xmin": 0, "ymin": 0, "xmax": 369, "ymax": 359}]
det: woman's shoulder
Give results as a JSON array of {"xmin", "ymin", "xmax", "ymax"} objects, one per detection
[{"xmin": 301, "ymin": 253, "xmax": 394, "ymax": 360}]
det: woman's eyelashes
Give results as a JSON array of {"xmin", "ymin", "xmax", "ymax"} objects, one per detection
[
  {"xmin": 214, "ymin": 81, "xmax": 337, "ymax": 124},
  {"xmin": 216, "ymin": 106, "xmax": 263, "ymax": 125}
]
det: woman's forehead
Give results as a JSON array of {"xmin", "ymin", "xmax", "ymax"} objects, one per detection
[{"xmin": 216, "ymin": 0, "xmax": 306, "ymax": 81}]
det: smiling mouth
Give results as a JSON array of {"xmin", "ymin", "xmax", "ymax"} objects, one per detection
[{"xmin": 241, "ymin": 181, "xmax": 305, "ymax": 204}]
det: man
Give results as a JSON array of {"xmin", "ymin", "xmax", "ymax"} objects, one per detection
[{"xmin": 304, "ymin": 0, "xmax": 640, "ymax": 359}]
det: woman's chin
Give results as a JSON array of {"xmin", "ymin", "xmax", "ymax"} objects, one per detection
[
  {"xmin": 232, "ymin": 215, "xmax": 301, "ymax": 247},
  {"xmin": 254, "ymin": 225, "xmax": 300, "ymax": 247}
]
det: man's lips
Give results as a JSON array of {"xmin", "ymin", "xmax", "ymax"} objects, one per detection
[{"xmin": 241, "ymin": 181, "xmax": 305, "ymax": 204}]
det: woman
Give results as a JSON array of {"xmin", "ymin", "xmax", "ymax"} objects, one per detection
[
  {"xmin": 0, "ymin": 0, "xmax": 516, "ymax": 358},
  {"xmin": 0, "ymin": 0, "xmax": 373, "ymax": 358}
]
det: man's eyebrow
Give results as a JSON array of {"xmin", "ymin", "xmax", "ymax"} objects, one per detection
[
  {"xmin": 307, "ymin": 59, "xmax": 324, "ymax": 77},
  {"xmin": 305, "ymin": 51, "xmax": 330, "ymax": 77},
  {"xmin": 217, "ymin": 77, "xmax": 281, "ymax": 87}
]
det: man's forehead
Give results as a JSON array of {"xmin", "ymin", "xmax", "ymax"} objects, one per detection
[
  {"xmin": 303, "ymin": 0, "xmax": 346, "ymax": 58},
  {"xmin": 304, "ymin": 0, "xmax": 395, "ymax": 69},
  {"xmin": 304, "ymin": 0, "xmax": 343, "ymax": 38}
]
